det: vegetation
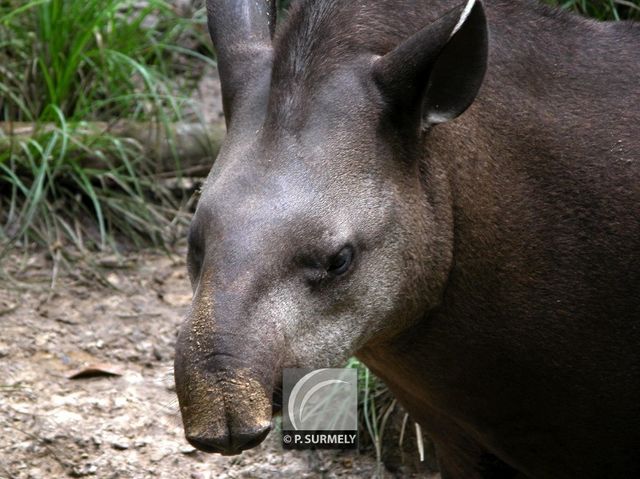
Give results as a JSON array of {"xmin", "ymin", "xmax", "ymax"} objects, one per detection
[{"xmin": 0, "ymin": 0, "xmax": 213, "ymax": 269}]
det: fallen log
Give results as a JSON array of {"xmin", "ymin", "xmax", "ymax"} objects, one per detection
[{"xmin": 0, "ymin": 121, "xmax": 226, "ymax": 175}]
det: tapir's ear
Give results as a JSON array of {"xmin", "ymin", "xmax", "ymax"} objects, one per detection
[
  {"xmin": 206, "ymin": 0, "xmax": 276, "ymax": 127},
  {"xmin": 372, "ymin": 0, "xmax": 488, "ymax": 127}
]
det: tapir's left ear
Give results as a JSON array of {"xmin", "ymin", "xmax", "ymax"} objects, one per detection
[{"xmin": 372, "ymin": 0, "xmax": 488, "ymax": 127}]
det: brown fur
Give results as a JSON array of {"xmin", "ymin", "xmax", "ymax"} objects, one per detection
[{"xmin": 175, "ymin": 1, "xmax": 640, "ymax": 477}]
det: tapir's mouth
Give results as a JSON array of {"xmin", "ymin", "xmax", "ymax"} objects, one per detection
[
  {"xmin": 186, "ymin": 427, "xmax": 272, "ymax": 455},
  {"xmin": 186, "ymin": 438, "xmax": 223, "ymax": 454}
]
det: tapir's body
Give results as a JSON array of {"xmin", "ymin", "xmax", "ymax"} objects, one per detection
[
  {"xmin": 360, "ymin": 3, "xmax": 640, "ymax": 477},
  {"xmin": 174, "ymin": 1, "xmax": 640, "ymax": 477}
]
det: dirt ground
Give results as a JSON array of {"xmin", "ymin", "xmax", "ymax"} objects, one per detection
[{"xmin": 0, "ymin": 249, "xmax": 388, "ymax": 479}]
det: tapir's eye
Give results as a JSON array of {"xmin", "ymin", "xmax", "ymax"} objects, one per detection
[{"xmin": 327, "ymin": 245, "xmax": 354, "ymax": 276}]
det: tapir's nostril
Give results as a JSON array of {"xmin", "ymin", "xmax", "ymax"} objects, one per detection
[{"xmin": 186, "ymin": 424, "xmax": 271, "ymax": 455}]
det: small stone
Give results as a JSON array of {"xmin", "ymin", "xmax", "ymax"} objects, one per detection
[
  {"xmin": 112, "ymin": 440, "xmax": 130, "ymax": 450},
  {"xmin": 163, "ymin": 292, "xmax": 192, "ymax": 307},
  {"xmin": 40, "ymin": 429, "xmax": 64, "ymax": 444},
  {"xmin": 28, "ymin": 468, "xmax": 43, "ymax": 479},
  {"xmin": 133, "ymin": 439, "xmax": 148, "ymax": 448},
  {"xmin": 71, "ymin": 463, "xmax": 97, "ymax": 477},
  {"xmin": 135, "ymin": 340, "xmax": 152, "ymax": 354},
  {"xmin": 180, "ymin": 445, "xmax": 197, "ymax": 455},
  {"xmin": 150, "ymin": 450, "xmax": 169, "ymax": 463},
  {"xmin": 153, "ymin": 346, "xmax": 164, "ymax": 361},
  {"xmin": 106, "ymin": 273, "xmax": 122, "ymax": 288}
]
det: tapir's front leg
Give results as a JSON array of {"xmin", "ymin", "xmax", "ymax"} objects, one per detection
[
  {"xmin": 436, "ymin": 441, "xmax": 524, "ymax": 479},
  {"xmin": 396, "ymin": 398, "xmax": 525, "ymax": 479}
]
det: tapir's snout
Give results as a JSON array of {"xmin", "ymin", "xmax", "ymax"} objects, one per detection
[
  {"xmin": 174, "ymin": 325, "xmax": 276, "ymax": 455},
  {"xmin": 174, "ymin": 361, "xmax": 274, "ymax": 455}
]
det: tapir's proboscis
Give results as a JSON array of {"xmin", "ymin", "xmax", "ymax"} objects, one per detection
[{"xmin": 173, "ymin": 0, "xmax": 640, "ymax": 477}]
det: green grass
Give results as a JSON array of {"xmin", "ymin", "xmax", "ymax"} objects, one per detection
[
  {"xmin": 346, "ymin": 357, "xmax": 397, "ymax": 475},
  {"xmin": 544, "ymin": 0, "xmax": 640, "ymax": 20},
  {"xmin": 0, "ymin": 0, "xmax": 213, "ymax": 267}
]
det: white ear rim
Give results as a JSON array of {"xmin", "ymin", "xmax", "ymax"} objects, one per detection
[{"xmin": 450, "ymin": 0, "xmax": 477, "ymax": 38}]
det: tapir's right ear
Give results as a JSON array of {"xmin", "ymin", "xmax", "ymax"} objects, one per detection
[{"xmin": 372, "ymin": 0, "xmax": 488, "ymax": 128}]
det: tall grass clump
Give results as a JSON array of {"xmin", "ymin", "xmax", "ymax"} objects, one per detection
[
  {"xmin": 544, "ymin": 0, "xmax": 640, "ymax": 20},
  {"xmin": 0, "ymin": 0, "xmax": 212, "ymax": 266},
  {"xmin": 345, "ymin": 358, "xmax": 394, "ymax": 476}
]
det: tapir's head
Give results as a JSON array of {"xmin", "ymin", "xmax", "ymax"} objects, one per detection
[{"xmin": 175, "ymin": 0, "xmax": 487, "ymax": 455}]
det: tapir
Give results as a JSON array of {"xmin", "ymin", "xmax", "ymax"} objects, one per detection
[{"xmin": 174, "ymin": 0, "xmax": 640, "ymax": 477}]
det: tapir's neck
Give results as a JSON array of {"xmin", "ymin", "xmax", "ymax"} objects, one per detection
[{"xmin": 358, "ymin": 0, "xmax": 640, "ymax": 444}]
